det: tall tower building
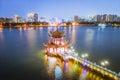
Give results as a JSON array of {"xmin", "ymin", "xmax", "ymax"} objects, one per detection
[
  {"xmin": 28, "ymin": 13, "xmax": 38, "ymax": 22},
  {"xmin": 14, "ymin": 15, "xmax": 22, "ymax": 23},
  {"xmin": 74, "ymin": 15, "xmax": 79, "ymax": 22},
  {"xmin": 102, "ymin": 14, "xmax": 107, "ymax": 22},
  {"xmin": 96, "ymin": 15, "xmax": 102, "ymax": 22},
  {"xmin": 106, "ymin": 15, "xmax": 110, "ymax": 22},
  {"xmin": 117, "ymin": 17, "xmax": 120, "ymax": 22}
]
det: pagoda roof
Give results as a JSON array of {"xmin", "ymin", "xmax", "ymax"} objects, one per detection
[
  {"xmin": 49, "ymin": 29, "xmax": 65, "ymax": 38},
  {"xmin": 44, "ymin": 41, "xmax": 70, "ymax": 48}
]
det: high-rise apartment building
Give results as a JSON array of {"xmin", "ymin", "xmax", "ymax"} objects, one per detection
[
  {"xmin": 28, "ymin": 13, "xmax": 38, "ymax": 22},
  {"xmin": 74, "ymin": 15, "xmax": 79, "ymax": 22},
  {"xmin": 94, "ymin": 14, "xmax": 119, "ymax": 22},
  {"xmin": 14, "ymin": 15, "xmax": 22, "ymax": 23}
]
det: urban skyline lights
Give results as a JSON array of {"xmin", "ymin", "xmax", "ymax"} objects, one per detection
[
  {"xmin": 0, "ymin": 0, "xmax": 120, "ymax": 19},
  {"xmin": 1, "ymin": 13, "xmax": 120, "ymax": 23}
]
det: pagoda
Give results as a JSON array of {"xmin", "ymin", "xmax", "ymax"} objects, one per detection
[{"xmin": 44, "ymin": 27, "xmax": 70, "ymax": 59}]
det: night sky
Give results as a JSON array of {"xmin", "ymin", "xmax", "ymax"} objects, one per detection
[{"xmin": 0, "ymin": 0, "xmax": 120, "ymax": 19}]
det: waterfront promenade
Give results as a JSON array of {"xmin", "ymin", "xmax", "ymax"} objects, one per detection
[
  {"xmin": 52, "ymin": 48, "xmax": 120, "ymax": 80},
  {"xmin": 1, "ymin": 22, "xmax": 120, "ymax": 28},
  {"xmin": 69, "ymin": 55, "xmax": 120, "ymax": 80}
]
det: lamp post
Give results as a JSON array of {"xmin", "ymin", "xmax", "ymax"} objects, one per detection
[
  {"xmin": 70, "ymin": 46, "xmax": 78, "ymax": 57},
  {"xmin": 100, "ymin": 60, "xmax": 109, "ymax": 67},
  {"xmin": 100, "ymin": 60, "xmax": 109, "ymax": 75},
  {"xmin": 81, "ymin": 53, "xmax": 89, "ymax": 59}
]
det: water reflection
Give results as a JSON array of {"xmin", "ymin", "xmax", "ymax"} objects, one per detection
[
  {"xmin": 0, "ymin": 27, "xmax": 3, "ymax": 33},
  {"xmin": 25, "ymin": 28, "xmax": 37, "ymax": 49},
  {"xmin": 9, "ymin": 27, "xmax": 12, "ymax": 31},
  {"xmin": 85, "ymin": 29, "xmax": 94, "ymax": 49},
  {"xmin": 0, "ymin": 28, "xmax": 3, "ymax": 41},
  {"xmin": 19, "ymin": 27, "xmax": 23, "ymax": 38},
  {"xmin": 55, "ymin": 66, "xmax": 63, "ymax": 80},
  {"xmin": 70, "ymin": 26, "xmax": 76, "ymax": 45},
  {"xmin": 44, "ymin": 55, "xmax": 110, "ymax": 80}
]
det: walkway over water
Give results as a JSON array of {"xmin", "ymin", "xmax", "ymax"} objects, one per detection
[{"xmin": 62, "ymin": 51, "xmax": 120, "ymax": 80}]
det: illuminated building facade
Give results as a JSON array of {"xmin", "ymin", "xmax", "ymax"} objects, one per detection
[
  {"xmin": 27, "ymin": 13, "xmax": 38, "ymax": 22},
  {"xmin": 14, "ymin": 15, "xmax": 22, "ymax": 23},
  {"xmin": 74, "ymin": 15, "xmax": 79, "ymax": 22},
  {"xmin": 0, "ymin": 17, "xmax": 13, "ymax": 23},
  {"xmin": 44, "ymin": 28, "xmax": 69, "ymax": 56},
  {"xmin": 94, "ymin": 14, "xmax": 119, "ymax": 22}
]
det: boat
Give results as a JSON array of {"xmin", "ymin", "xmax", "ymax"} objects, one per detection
[{"xmin": 98, "ymin": 23, "xmax": 107, "ymax": 28}]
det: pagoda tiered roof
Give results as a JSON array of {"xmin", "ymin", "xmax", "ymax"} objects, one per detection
[
  {"xmin": 49, "ymin": 29, "xmax": 65, "ymax": 38},
  {"xmin": 44, "ymin": 41, "xmax": 70, "ymax": 48}
]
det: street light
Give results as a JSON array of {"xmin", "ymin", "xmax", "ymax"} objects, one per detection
[
  {"xmin": 70, "ymin": 46, "xmax": 75, "ymax": 52},
  {"xmin": 70, "ymin": 46, "xmax": 73, "ymax": 49},
  {"xmin": 104, "ymin": 60, "xmax": 109, "ymax": 64},
  {"xmin": 81, "ymin": 53, "xmax": 89, "ymax": 58},
  {"xmin": 100, "ymin": 60, "xmax": 109, "ymax": 66},
  {"xmin": 84, "ymin": 53, "xmax": 88, "ymax": 57}
]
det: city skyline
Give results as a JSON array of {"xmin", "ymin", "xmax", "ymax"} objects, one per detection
[{"xmin": 0, "ymin": 0, "xmax": 120, "ymax": 19}]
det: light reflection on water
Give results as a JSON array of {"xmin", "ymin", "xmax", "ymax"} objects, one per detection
[
  {"xmin": 0, "ymin": 28, "xmax": 3, "ymax": 41},
  {"xmin": 70, "ymin": 26, "xmax": 76, "ymax": 46},
  {"xmin": 85, "ymin": 29, "xmax": 94, "ymax": 49},
  {"xmin": 55, "ymin": 66, "xmax": 63, "ymax": 80},
  {"xmin": 44, "ymin": 55, "xmax": 112, "ymax": 80},
  {"xmin": 0, "ymin": 26, "xmax": 120, "ymax": 80}
]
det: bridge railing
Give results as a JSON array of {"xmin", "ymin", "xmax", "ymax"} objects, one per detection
[{"xmin": 68, "ymin": 54, "xmax": 120, "ymax": 80}]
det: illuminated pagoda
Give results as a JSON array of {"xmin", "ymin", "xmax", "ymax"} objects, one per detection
[{"xmin": 44, "ymin": 27, "xmax": 70, "ymax": 59}]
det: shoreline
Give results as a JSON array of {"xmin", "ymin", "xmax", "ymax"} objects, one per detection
[
  {"xmin": 1, "ymin": 22, "xmax": 120, "ymax": 28},
  {"xmin": 0, "ymin": 26, "xmax": 120, "ymax": 28},
  {"xmin": 45, "ymin": 53, "xmax": 119, "ymax": 80}
]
